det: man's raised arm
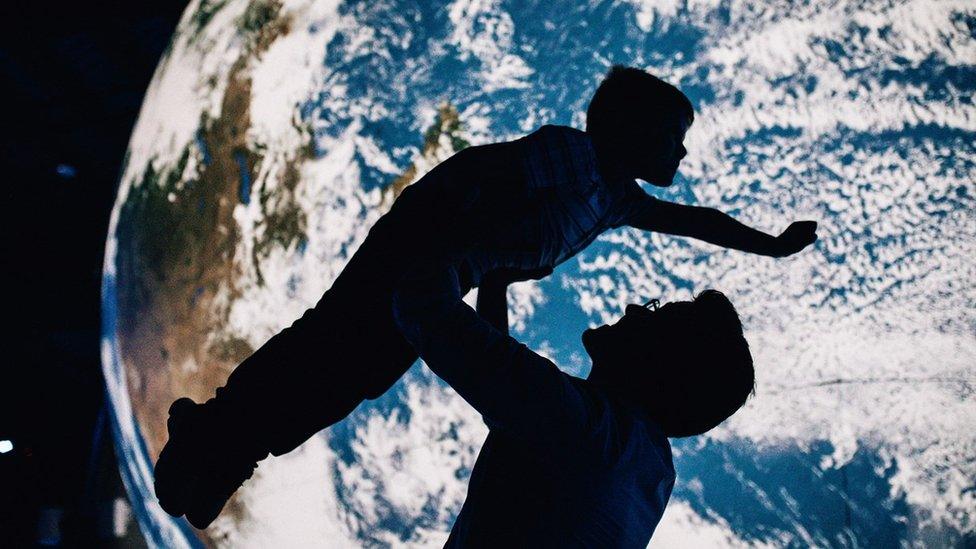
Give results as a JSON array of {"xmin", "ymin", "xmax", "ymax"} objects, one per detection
[{"xmin": 392, "ymin": 266, "xmax": 591, "ymax": 443}]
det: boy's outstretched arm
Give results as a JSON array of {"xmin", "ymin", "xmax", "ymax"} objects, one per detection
[{"xmin": 628, "ymin": 197, "xmax": 818, "ymax": 257}]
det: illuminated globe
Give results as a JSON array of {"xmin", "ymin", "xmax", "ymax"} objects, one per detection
[{"xmin": 102, "ymin": 0, "xmax": 976, "ymax": 546}]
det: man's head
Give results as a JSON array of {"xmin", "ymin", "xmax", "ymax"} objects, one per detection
[
  {"xmin": 582, "ymin": 290, "xmax": 754, "ymax": 437},
  {"xmin": 585, "ymin": 65, "xmax": 694, "ymax": 187}
]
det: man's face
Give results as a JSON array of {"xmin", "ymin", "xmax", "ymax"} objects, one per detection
[
  {"xmin": 582, "ymin": 299, "xmax": 695, "ymax": 381},
  {"xmin": 637, "ymin": 114, "xmax": 692, "ymax": 188}
]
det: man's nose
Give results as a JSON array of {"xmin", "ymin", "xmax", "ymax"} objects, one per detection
[{"xmin": 625, "ymin": 304, "xmax": 653, "ymax": 319}]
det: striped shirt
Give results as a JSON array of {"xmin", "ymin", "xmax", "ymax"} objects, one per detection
[{"xmin": 461, "ymin": 124, "xmax": 656, "ymax": 286}]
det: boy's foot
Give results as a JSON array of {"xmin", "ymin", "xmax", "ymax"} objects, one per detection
[{"xmin": 153, "ymin": 397, "xmax": 269, "ymax": 529}]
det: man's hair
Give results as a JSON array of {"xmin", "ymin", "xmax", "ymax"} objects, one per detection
[
  {"xmin": 641, "ymin": 290, "xmax": 755, "ymax": 438},
  {"xmin": 585, "ymin": 65, "xmax": 694, "ymax": 148}
]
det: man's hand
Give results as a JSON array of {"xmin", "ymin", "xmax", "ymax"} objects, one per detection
[
  {"xmin": 772, "ymin": 221, "xmax": 818, "ymax": 257},
  {"xmin": 477, "ymin": 267, "xmax": 553, "ymax": 334},
  {"xmin": 393, "ymin": 265, "xmax": 463, "ymax": 349}
]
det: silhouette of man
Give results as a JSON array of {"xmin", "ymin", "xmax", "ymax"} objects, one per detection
[
  {"xmin": 391, "ymin": 264, "xmax": 754, "ymax": 547},
  {"xmin": 155, "ymin": 65, "xmax": 816, "ymax": 528}
]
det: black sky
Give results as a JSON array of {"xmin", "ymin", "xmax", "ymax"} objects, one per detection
[{"xmin": 1, "ymin": 1, "xmax": 186, "ymax": 542}]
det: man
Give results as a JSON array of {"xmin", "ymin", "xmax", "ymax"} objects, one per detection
[{"xmin": 392, "ymin": 264, "xmax": 755, "ymax": 547}]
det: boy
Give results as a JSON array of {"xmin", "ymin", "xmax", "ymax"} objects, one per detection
[{"xmin": 155, "ymin": 65, "xmax": 817, "ymax": 528}]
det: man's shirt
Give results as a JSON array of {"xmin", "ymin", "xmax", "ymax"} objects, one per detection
[
  {"xmin": 458, "ymin": 124, "xmax": 658, "ymax": 287},
  {"xmin": 392, "ymin": 268, "xmax": 675, "ymax": 548}
]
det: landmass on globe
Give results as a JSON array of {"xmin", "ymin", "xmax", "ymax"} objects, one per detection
[{"xmin": 113, "ymin": 6, "xmax": 472, "ymax": 535}]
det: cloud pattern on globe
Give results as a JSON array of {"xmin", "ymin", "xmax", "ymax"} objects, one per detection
[{"xmin": 102, "ymin": 0, "xmax": 975, "ymax": 546}]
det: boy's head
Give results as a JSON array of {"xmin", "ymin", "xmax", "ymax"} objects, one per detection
[
  {"xmin": 585, "ymin": 65, "xmax": 695, "ymax": 187},
  {"xmin": 582, "ymin": 290, "xmax": 754, "ymax": 437}
]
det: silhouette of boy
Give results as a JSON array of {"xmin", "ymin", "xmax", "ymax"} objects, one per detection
[
  {"xmin": 155, "ymin": 65, "xmax": 817, "ymax": 529},
  {"xmin": 392, "ymin": 265, "xmax": 754, "ymax": 546}
]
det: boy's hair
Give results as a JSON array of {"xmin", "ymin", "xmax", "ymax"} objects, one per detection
[
  {"xmin": 585, "ymin": 65, "xmax": 695, "ymax": 147},
  {"xmin": 641, "ymin": 290, "xmax": 755, "ymax": 438}
]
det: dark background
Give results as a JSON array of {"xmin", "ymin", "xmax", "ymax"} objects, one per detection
[{"xmin": 1, "ymin": 2, "xmax": 187, "ymax": 545}]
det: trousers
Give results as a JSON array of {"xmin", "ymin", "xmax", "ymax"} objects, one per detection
[{"xmin": 213, "ymin": 153, "xmax": 482, "ymax": 456}]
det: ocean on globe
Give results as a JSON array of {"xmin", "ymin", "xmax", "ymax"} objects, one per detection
[{"xmin": 100, "ymin": 0, "xmax": 976, "ymax": 546}]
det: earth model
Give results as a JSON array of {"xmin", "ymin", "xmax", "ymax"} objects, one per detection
[{"xmin": 102, "ymin": 0, "xmax": 976, "ymax": 546}]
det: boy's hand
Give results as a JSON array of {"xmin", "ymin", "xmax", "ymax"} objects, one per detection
[{"xmin": 773, "ymin": 221, "xmax": 818, "ymax": 257}]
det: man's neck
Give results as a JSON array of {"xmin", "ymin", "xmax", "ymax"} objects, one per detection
[{"xmin": 585, "ymin": 362, "xmax": 662, "ymax": 422}]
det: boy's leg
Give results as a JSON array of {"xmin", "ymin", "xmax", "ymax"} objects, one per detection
[
  {"xmin": 154, "ymin": 152, "xmax": 481, "ymax": 527},
  {"xmin": 213, "ymin": 282, "xmax": 420, "ymax": 457},
  {"xmin": 153, "ymin": 226, "xmax": 427, "ymax": 528},
  {"xmin": 244, "ymin": 177, "xmax": 477, "ymax": 452},
  {"xmin": 197, "ymin": 206, "xmax": 432, "ymax": 457}
]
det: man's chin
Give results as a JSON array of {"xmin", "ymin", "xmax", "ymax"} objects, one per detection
[
  {"xmin": 643, "ymin": 171, "xmax": 675, "ymax": 187},
  {"xmin": 581, "ymin": 328, "xmax": 594, "ymax": 351},
  {"xmin": 581, "ymin": 327, "xmax": 602, "ymax": 354},
  {"xmin": 581, "ymin": 325, "xmax": 611, "ymax": 356}
]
